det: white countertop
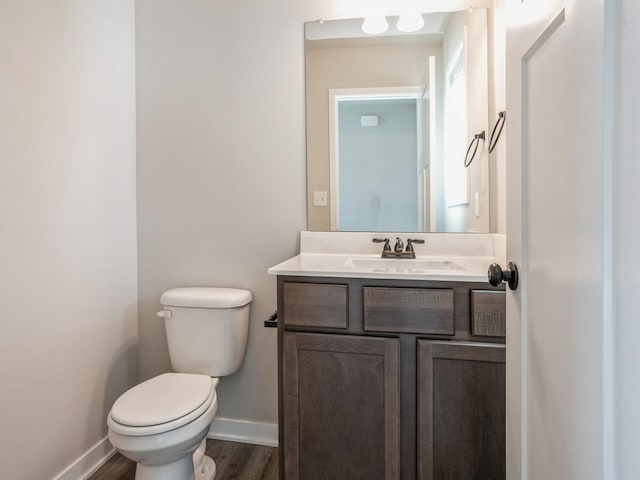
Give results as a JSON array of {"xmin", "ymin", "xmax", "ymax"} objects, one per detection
[
  {"xmin": 267, "ymin": 231, "xmax": 504, "ymax": 282},
  {"xmin": 268, "ymin": 253, "xmax": 495, "ymax": 282}
]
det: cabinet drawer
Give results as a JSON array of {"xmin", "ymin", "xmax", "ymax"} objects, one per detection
[
  {"xmin": 471, "ymin": 290, "xmax": 506, "ymax": 337},
  {"xmin": 363, "ymin": 287, "xmax": 454, "ymax": 335},
  {"xmin": 283, "ymin": 282, "xmax": 348, "ymax": 328}
]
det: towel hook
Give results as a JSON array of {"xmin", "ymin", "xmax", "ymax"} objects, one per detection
[
  {"xmin": 488, "ymin": 111, "xmax": 506, "ymax": 154},
  {"xmin": 464, "ymin": 130, "xmax": 485, "ymax": 168}
]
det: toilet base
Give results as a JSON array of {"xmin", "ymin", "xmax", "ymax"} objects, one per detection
[
  {"xmin": 195, "ymin": 455, "xmax": 216, "ymax": 480},
  {"xmin": 134, "ymin": 454, "xmax": 194, "ymax": 480},
  {"xmin": 131, "ymin": 451, "xmax": 216, "ymax": 480},
  {"xmin": 193, "ymin": 438, "xmax": 216, "ymax": 480}
]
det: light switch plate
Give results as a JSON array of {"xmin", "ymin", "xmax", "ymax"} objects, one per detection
[{"xmin": 314, "ymin": 191, "xmax": 328, "ymax": 207}]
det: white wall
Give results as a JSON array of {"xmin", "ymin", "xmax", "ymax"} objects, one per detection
[
  {"xmin": 0, "ymin": 1, "xmax": 138, "ymax": 479},
  {"xmin": 135, "ymin": 0, "xmax": 486, "ymax": 430}
]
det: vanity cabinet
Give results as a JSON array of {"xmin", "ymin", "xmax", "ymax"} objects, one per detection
[{"xmin": 276, "ymin": 276, "xmax": 506, "ymax": 480}]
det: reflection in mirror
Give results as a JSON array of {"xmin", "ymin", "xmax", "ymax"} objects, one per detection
[{"xmin": 306, "ymin": 9, "xmax": 490, "ymax": 233}]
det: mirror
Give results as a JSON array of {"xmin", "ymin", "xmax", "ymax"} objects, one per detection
[{"xmin": 306, "ymin": 9, "xmax": 492, "ymax": 233}]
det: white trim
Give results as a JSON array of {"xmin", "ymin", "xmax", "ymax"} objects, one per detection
[
  {"xmin": 328, "ymin": 90, "xmax": 340, "ymax": 231},
  {"xmin": 428, "ymin": 55, "xmax": 438, "ymax": 231},
  {"xmin": 50, "ymin": 420, "xmax": 278, "ymax": 480},
  {"xmin": 329, "ymin": 86, "xmax": 423, "ymax": 103},
  {"xmin": 51, "ymin": 436, "xmax": 115, "ymax": 480},
  {"xmin": 601, "ymin": 0, "xmax": 616, "ymax": 478},
  {"xmin": 207, "ymin": 417, "xmax": 278, "ymax": 447},
  {"xmin": 463, "ymin": 24, "xmax": 471, "ymax": 205}
]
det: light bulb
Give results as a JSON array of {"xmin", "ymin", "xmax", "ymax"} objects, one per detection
[
  {"xmin": 362, "ymin": 15, "xmax": 389, "ymax": 35},
  {"xmin": 397, "ymin": 12, "xmax": 424, "ymax": 33}
]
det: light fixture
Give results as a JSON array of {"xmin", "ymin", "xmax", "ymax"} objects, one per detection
[
  {"xmin": 362, "ymin": 14, "xmax": 389, "ymax": 35},
  {"xmin": 396, "ymin": 12, "xmax": 424, "ymax": 33}
]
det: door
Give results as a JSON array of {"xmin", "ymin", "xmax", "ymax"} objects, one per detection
[
  {"xmin": 282, "ymin": 332, "xmax": 400, "ymax": 480},
  {"xmin": 505, "ymin": 0, "xmax": 608, "ymax": 479},
  {"xmin": 417, "ymin": 341, "xmax": 505, "ymax": 480}
]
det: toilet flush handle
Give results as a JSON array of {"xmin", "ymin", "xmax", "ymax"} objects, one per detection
[{"xmin": 156, "ymin": 310, "xmax": 172, "ymax": 319}]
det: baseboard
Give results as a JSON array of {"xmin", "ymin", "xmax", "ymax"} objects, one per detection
[
  {"xmin": 207, "ymin": 417, "xmax": 279, "ymax": 447},
  {"xmin": 52, "ymin": 435, "xmax": 115, "ymax": 480}
]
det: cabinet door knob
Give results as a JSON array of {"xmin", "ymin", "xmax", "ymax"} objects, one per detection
[{"xmin": 488, "ymin": 262, "xmax": 519, "ymax": 290}]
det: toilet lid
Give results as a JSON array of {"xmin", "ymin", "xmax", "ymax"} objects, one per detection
[{"xmin": 110, "ymin": 373, "xmax": 213, "ymax": 427}]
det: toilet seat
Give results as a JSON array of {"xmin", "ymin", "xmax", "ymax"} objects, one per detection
[{"xmin": 108, "ymin": 373, "xmax": 218, "ymax": 436}]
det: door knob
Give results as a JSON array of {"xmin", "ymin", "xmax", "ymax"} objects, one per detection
[{"xmin": 488, "ymin": 262, "xmax": 519, "ymax": 290}]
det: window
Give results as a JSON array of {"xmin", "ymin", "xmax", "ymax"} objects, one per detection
[{"xmin": 444, "ymin": 46, "xmax": 468, "ymax": 206}]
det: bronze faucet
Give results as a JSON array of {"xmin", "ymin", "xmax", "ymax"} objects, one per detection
[{"xmin": 372, "ymin": 237, "xmax": 425, "ymax": 259}]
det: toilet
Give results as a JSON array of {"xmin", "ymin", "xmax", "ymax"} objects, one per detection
[{"xmin": 107, "ymin": 287, "xmax": 252, "ymax": 480}]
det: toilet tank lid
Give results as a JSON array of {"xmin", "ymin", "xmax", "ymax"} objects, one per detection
[{"xmin": 161, "ymin": 287, "xmax": 252, "ymax": 308}]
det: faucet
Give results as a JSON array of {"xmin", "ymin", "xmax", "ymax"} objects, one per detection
[
  {"xmin": 372, "ymin": 237, "xmax": 425, "ymax": 259},
  {"xmin": 394, "ymin": 237, "xmax": 404, "ymax": 253}
]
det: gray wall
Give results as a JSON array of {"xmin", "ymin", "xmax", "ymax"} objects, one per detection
[
  {"xmin": 0, "ymin": 1, "xmax": 138, "ymax": 478},
  {"xmin": 135, "ymin": 0, "xmax": 307, "ymax": 425}
]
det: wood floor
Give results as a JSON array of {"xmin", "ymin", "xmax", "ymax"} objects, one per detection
[{"xmin": 88, "ymin": 439, "xmax": 278, "ymax": 480}]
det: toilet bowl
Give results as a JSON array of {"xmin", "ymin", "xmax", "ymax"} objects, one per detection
[
  {"xmin": 108, "ymin": 373, "xmax": 220, "ymax": 480},
  {"xmin": 107, "ymin": 285, "xmax": 252, "ymax": 480}
]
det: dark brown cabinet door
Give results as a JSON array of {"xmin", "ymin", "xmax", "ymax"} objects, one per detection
[
  {"xmin": 283, "ymin": 332, "xmax": 400, "ymax": 480},
  {"xmin": 417, "ymin": 341, "xmax": 506, "ymax": 480}
]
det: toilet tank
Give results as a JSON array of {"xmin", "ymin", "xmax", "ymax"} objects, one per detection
[{"xmin": 159, "ymin": 287, "xmax": 252, "ymax": 377}]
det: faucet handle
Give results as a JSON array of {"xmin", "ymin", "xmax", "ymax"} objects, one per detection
[
  {"xmin": 394, "ymin": 237, "xmax": 404, "ymax": 253},
  {"xmin": 372, "ymin": 238, "xmax": 391, "ymax": 252},
  {"xmin": 406, "ymin": 238, "xmax": 425, "ymax": 253}
]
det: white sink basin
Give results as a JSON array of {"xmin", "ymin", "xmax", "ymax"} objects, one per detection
[{"xmin": 345, "ymin": 257, "xmax": 465, "ymax": 271}]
